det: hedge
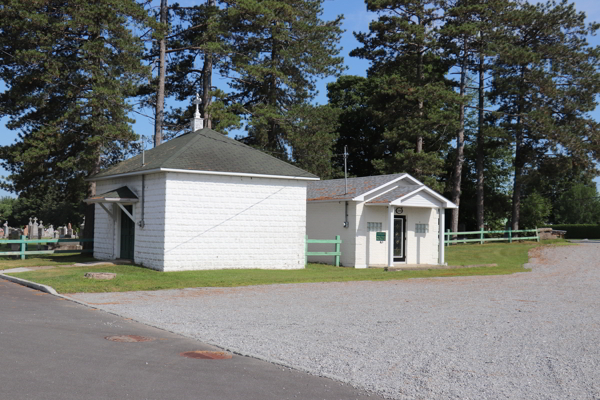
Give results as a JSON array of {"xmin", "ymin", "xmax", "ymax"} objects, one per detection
[{"xmin": 542, "ymin": 224, "xmax": 600, "ymax": 239}]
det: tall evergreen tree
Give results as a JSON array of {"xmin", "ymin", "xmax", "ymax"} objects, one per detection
[
  {"xmin": 351, "ymin": 0, "xmax": 458, "ymax": 186},
  {"xmin": 219, "ymin": 0, "xmax": 345, "ymax": 162},
  {"xmin": 327, "ymin": 75, "xmax": 385, "ymax": 177},
  {"xmin": 0, "ymin": 0, "xmax": 152, "ymax": 236},
  {"xmin": 489, "ymin": 0, "xmax": 600, "ymax": 232}
]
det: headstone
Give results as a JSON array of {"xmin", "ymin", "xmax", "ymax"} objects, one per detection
[
  {"xmin": 31, "ymin": 217, "xmax": 39, "ymax": 239},
  {"xmin": 58, "ymin": 226, "xmax": 66, "ymax": 237},
  {"xmin": 46, "ymin": 225, "xmax": 54, "ymax": 239},
  {"xmin": 38, "ymin": 221, "xmax": 44, "ymax": 240},
  {"xmin": 3, "ymin": 221, "xmax": 8, "ymax": 238}
]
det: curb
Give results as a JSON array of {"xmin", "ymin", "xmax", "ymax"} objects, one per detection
[{"xmin": 0, "ymin": 273, "xmax": 58, "ymax": 295}]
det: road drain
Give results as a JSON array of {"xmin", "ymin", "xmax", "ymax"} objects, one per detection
[
  {"xmin": 105, "ymin": 335, "xmax": 155, "ymax": 343},
  {"xmin": 180, "ymin": 351, "xmax": 232, "ymax": 360}
]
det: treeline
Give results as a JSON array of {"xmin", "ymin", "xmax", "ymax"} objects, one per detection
[{"xmin": 1, "ymin": 0, "xmax": 600, "ymax": 231}]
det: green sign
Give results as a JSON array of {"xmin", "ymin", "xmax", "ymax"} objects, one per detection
[{"xmin": 376, "ymin": 232, "xmax": 386, "ymax": 241}]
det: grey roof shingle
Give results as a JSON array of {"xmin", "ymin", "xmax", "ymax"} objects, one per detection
[
  {"xmin": 307, "ymin": 174, "xmax": 418, "ymax": 201},
  {"xmin": 91, "ymin": 128, "xmax": 318, "ymax": 180},
  {"xmin": 366, "ymin": 186, "xmax": 418, "ymax": 204}
]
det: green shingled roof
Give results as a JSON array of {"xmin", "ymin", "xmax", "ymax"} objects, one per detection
[{"xmin": 91, "ymin": 128, "xmax": 319, "ymax": 180}]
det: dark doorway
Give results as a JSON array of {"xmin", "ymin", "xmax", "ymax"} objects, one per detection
[
  {"xmin": 393, "ymin": 215, "xmax": 406, "ymax": 262},
  {"xmin": 120, "ymin": 205, "xmax": 135, "ymax": 260}
]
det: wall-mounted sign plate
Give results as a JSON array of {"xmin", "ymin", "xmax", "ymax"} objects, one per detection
[{"xmin": 376, "ymin": 232, "xmax": 386, "ymax": 241}]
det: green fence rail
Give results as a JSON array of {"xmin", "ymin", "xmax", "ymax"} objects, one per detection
[
  {"xmin": 0, "ymin": 236, "xmax": 94, "ymax": 260},
  {"xmin": 444, "ymin": 228, "xmax": 539, "ymax": 246},
  {"xmin": 305, "ymin": 235, "xmax": 342, "ymax": 266}
]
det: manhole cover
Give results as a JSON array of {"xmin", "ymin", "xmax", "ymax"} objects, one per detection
[
  {"xmin": 180, "ymin": 351, "xmax": 232, "ymax": 360},
  {"xmin": 105, "ymin": 335, "xmax": 155, "ymax": 343}
]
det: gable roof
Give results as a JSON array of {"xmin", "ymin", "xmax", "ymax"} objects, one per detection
[
  {"xmin": 307, "ymin": 174, "xmax": 414, "ymax": 201},
  {"xmin": 307, "ymin": 173, "xmax": 457, "ymax": 208},
  {"xmin": 90, "ymin": 128, "xmax": 319, "ymax": 181}
]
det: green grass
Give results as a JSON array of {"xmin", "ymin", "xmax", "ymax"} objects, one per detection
[
  {"xmin": 2, "ymin": 239, "xmax": 570, "ymax": 294},
  {"xmin": 0, "ymin": 253, "xmax": 95, "ymax": 270}
]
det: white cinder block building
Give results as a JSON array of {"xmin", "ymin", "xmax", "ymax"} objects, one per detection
[
  {"xmin": 85, "ymin": 113, "xmax": 318, "ymax": 271},
  {"xmin": 306, "ymin": 174, "xmax": 457, "ymax": 268}
]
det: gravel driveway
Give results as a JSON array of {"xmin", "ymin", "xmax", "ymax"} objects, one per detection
[{"xmin": 70, "ymin": 244, "xmax": 600, "ymax": 400}]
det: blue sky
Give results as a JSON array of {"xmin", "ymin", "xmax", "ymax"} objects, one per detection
[{"xmin": 1, "ymin": 0, "xmax": 599, "ymax": 197}]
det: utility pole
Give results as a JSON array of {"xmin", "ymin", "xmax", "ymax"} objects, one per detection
[
  {"xmin": 344, "ymin": 145, "xmax": 348, "ymax": 194},
  {"xmin": 154, "ymin": 0, "xmax": 168, "ymax": 147}
]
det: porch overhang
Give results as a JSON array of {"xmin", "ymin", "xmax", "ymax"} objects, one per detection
[{"xmin": 84, "ymin": 186, "xmax": 139, "ymax": 204}]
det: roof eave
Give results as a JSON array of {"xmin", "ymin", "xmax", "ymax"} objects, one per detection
[{"xmin": 87, "ymin": 167, "xmax": 319, "ymax": 182}]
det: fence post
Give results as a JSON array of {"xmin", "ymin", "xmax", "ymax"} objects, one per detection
[
  {"xmin": 480, "ymin": 227, "xmax": 484, "ymax": 245},
  {"xmin": 446, "ymin": 229, "xmax": 451, "ymax": 246},
  {"xmin": 335, "ymin": 235, "xmax": 341, "ymax": 267},
  {"xmin": 508, "ymin": 228, "xmax": 512, "ymax": 243},
  {"xmin": 20, "ymin": 234, "xmax": 26, "ymax": 260},
  {"xmin": 305, "ymin": 235, "xmax": 308, "ymax": 265},
  {"xmin": 536, "ymin": 227, "xmax": 540, "ymax": 242}
]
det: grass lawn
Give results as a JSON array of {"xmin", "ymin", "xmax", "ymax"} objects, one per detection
[
  {"xmin": 0, "ymin": 252, "xmax": 96, "ymax": 270},
  {"xmin": 1, "ymin": 239, "xmax": 571, "ymax": 294}
]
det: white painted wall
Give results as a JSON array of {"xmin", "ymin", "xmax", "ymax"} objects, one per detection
[
  {"xmin": 362, "ymin": 206, "xmax": 388, "ymax": 266},
  {"xmin": 305, "ymin": 201, "xmax": 356, "ymax": 267},
  {"xmin": 162, "ymin": 173, "xmax": 307, "ymax": 271},
  {"xmin": 403, "ymin": 207, "xmax": 439, "ymax": 265},
  {"xmin": 93, "ymin": 173, "xmax": 168, "ymax": 270}
]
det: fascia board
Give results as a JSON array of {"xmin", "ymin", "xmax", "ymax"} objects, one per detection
[
  {"xmin": 306, "ymin": 199, "xmax": 355, "ymax": 203},
  {"xmin": 391, "ymin": 186, "xmax": 458, "ymax": 208},
  {"xmin": 83, "ymin": 198, "xmax": 139, "ymax": 204},
  {"xmin": 88, "ymin": 168, "xmax": 320, "ymax": 182}
]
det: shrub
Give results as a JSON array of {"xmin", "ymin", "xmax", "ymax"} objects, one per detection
[{"xmin": 542, "ymin": 224, "xmax": 600, "ymax": 239}]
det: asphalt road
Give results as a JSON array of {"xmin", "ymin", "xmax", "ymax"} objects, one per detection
[{"xmin": 0, "ymin": 279, "xmax": 382, "ymax": 400}]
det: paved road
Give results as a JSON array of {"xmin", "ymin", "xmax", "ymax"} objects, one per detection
[{"xmin": 0, "ymin": 279, "xmax": 382, "ymax": 400}]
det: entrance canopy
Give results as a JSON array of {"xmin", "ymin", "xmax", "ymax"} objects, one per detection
[
  {"xmin": 84, "ymin": 186, "xmax": 138, "ymax": 223},
  {"xmin": 84, "ymin": 186, "xmax": 139, "ymax": 204}
]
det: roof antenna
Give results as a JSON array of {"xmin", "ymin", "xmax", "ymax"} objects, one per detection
[
  {"xmin": 344, "ymin": 145, "xmax": 349, "ymax": 195},
  {"xmin": 141, "ymin": 135, "xmax": 145, "ymax": 166}
]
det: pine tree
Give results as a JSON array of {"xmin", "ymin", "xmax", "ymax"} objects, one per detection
[
  {"xmin": 489, "ymin": 0, "xmax": 600, "ymax": 231},
  {"xmin": 351, "ymin": 0, "xmax": 459, "ymax": 186},
  {"xmin": 327, "ymin": 75, "xmax": 385, "ymax": 177},
  {"xmin": 439, "ymin": 0, "xmax": 514, "ymax": 233},
  {"xmin": 220, "ymin": 0, "xmax": 345, "ymax": 158},
  {"xmin": 0, "ymin": 0, "xmax": 152, "ymax": 237}
]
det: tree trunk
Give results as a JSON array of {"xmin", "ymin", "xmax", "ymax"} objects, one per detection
[
  {"xmin": 202, "ymin": 0, "xmax": 215, "ymax": 129},
  {"xmin": 154, "ymin": 0, "xmax": 168, "ymax": 147},
  {"xmin": 451, "ymin": 39, "xmax": 467, "ymax": 234},
  {"xmin": 511, "ymin": 66, "xmax": 526, "ymax": 234},
  {"xmin": 416, "ymin": 16, "xmax": 424, "ymax": 155},
  {"xmin": 476, "ymin": 53, "xmax": 485, "ymax": 230},
  {"xmin": 267, "ymin": 27, "xmax": 278, "ymax": 150}
]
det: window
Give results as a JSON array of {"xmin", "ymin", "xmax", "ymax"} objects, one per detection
[
  {"xmin": 415, "ymin": 223, "xmax": 429, "ymax": 233},
  {"xmin": 367, "ymin": 222, "xmax": 382, "ymax": 232}
]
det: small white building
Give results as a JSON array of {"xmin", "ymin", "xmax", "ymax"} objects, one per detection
[
  {"xmin": 306, "ymin": 174, "xmax": 457, "ymax": 268},
  {"xmin": 85, "ymin": 112, "xmax": 318, "ymax": 272}
]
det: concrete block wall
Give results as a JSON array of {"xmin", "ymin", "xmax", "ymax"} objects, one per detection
[
  {"xmin": 404, "ymin": 207, "xmax": 439, "ymax": 264},
  {"xmin": 162, "ymin": 173, "xmax": 307, "ymax": 271},
  {"xmin": 93, "ymin": 173, "xmax": 167, "ymax": 270}
]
